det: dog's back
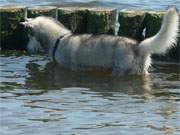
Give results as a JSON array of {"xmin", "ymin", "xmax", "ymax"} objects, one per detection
[{"xmin": 55, "ymin": 34, "xmax": 138, "ymax": 71}]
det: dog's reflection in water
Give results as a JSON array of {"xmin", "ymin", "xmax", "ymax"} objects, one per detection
[{"xmin": 25, "ymin": 61, "xmax": 153, "ymax": 99}]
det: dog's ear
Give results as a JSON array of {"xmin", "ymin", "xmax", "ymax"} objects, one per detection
[
  {"xmin": 20, "ymin": 21, "xmax": 34, "ymax": 28},
  {"xmin": 20, "ymin": 19, "xmax": 34, "ymax": 28}
]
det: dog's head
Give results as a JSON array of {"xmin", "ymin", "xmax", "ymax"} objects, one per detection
[
  {"xmin": 20, "ymin": 18, "xmax": 34, "ymax": 27},
  {"xmin": 20, "ymin": 18, "xmax": 43, "ymax": 53},
  {"xmin": 20, "ymin": 18, "xmax": 40, "ymax": 38},
  {"xmin": 20, "ymin": 16, "xmax": 72, "ymax": 54}
]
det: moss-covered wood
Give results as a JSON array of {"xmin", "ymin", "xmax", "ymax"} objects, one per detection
[
  {"xmin": 58, "ymin": 7, "xmax": 87, "ymax": 34},
  {"xmin": 86, "ymin": 8, "xmax": 116, "ymax": 35},
  {"xmin": 27, "ymin": 6, "xmax": 57, "ymax": 18},
  {"xmin": 0, "ymin": 6, "xmax": 26, "ymax": 50},
  {"xmin": 145, "ymin": 11, "xmax": 164, "ymax": 37},
  {"xmin": 118, "ymin": 10, "xmax": 146, "ymax": 40},
  {"xmin": 58, "ymin": 7, "xmax": 116, "ymax": 34}
]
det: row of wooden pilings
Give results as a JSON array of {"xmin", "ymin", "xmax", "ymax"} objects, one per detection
[{"xmin": 0, "ymin": 6, "xmax": 179, "ymax": 61}]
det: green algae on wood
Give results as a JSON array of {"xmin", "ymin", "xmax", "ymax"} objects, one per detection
[
  {"xmin": 0, "ymin": 6, "xmax": 26, "ymax": 50},
  {"xmin": 118, "ymin": 10, "xmax": 146, "ymax": 40},
  {"xmin": 58, "ymin": 7, "xmax": 87, "ymax": 34},
  {"xmin": 58, "ymin": 7, "xmax": 116, "ymax": 34},
  {"xmin": 27, "ymin": 6, "xmax": 57, "ymax": 18},
  {"xmin": 86, "ymin": 8, "xmax": 116, "ymax": 35},
  {"xmin": 145, "ymin": 11, "xmax": 164, "ymax": 37}
]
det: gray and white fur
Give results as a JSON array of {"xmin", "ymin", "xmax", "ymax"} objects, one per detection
[{"xmin": 21, "ymin": 7, "xmax": 179, "ymax": 76}]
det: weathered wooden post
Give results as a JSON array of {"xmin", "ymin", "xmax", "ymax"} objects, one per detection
[
  {"xmin": 58, "ymin": 7, "xmax": 87, "ymax": 34},
  {"xmin": 58, "ymin": 7, "xmax": 116, "ymax": 35},
  {"xmin": 86, "ymin": 8, "xmax": 116, "ymax": 35},
  {"xmin": 0, "ymin": 6, "xmax": 26, "ymax": 50},
  {"xmin": 118, "ymin": 10, "xmax": 146, "ymax": 40}
]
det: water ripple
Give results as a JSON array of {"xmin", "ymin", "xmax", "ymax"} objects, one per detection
[{"xmin": 0, "ymin": 52, "xmax": 179, "ymax": 135}]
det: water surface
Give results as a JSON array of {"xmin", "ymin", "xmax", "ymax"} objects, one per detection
[
  {"xmin": 0, "ymin": 51, "xmax": 180, "ymax": 135},
  {"xmin": 0, "ymin": 0, "xmax": 180, "ymax": 10},
  {"xmin": 0, "ymin": 0, "xmax": 180, "ymax": 134}
]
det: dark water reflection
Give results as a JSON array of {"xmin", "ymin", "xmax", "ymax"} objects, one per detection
[
  {"xmin": 26, "ymin": 61, "xmax": 152, "ymax": 96},
  {"xmin": 0, "ymin": 51, "xmax": 180, "ymax": 135}
]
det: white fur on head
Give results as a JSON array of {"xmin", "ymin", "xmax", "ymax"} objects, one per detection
[
  {"xmin": 22, "ymin": 16, "xmax": 72, "ymax": 54},
  {"xmin": 20, "ymin": 18, "xmax": 35, "ymax": 28}
]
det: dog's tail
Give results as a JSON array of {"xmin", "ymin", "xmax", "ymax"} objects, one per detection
[{"xmin": 139, "ymin": 6, "xmax": 179, "ymax": 55}]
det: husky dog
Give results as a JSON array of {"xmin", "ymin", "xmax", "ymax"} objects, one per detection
[{"xmin": 21, "ymin": 7, "xmax": 179, "ymax": 76}]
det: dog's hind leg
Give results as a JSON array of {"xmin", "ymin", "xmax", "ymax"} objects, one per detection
[
  {"xmin": 112, "ymin": 66, "xmax": 132, "ymax": 76},
  {"xmin": 112, "ymin": 58, "xmax": 130, "ymax": 76},
  {"xmin": 112, "ymin": 50, "xmax": 133, "ymax": 76},
  {"xmin": 112, "ymin": 67, "xmax": 122, "ymax": 76}
]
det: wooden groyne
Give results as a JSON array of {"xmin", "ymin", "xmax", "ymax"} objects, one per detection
[
  {"xmin": 0, "ymin": 6, "xmax": 179, "ymax": 61},
  {"xmin": 0, "ymin": 6, "xmax": 26, "ymax": 50}
]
